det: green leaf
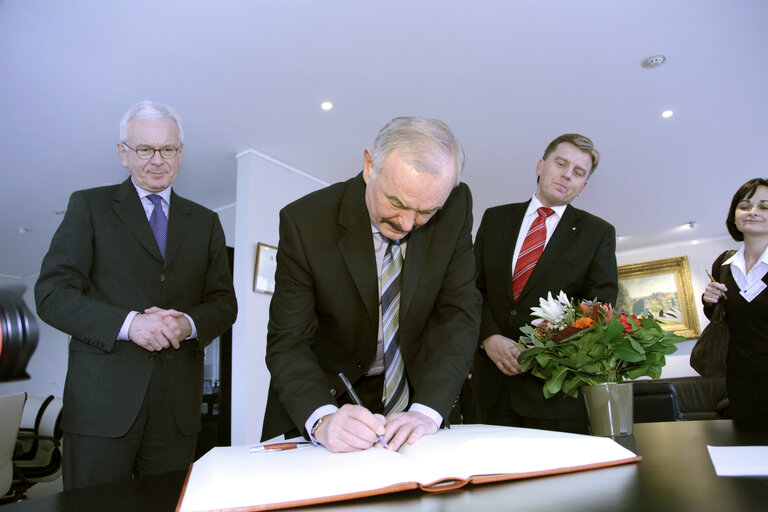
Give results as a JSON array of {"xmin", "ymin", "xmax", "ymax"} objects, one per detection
[
  {"xmin": 613, "ymin": 347, "xmax": 645, "ymax": 362},
  {"xmin": 632, "ymin": 299, "xmax": 645, "ymax": 316},
  {"xmin": 543, "ymin": 366, "xmax": 567, "ymax": 397}
]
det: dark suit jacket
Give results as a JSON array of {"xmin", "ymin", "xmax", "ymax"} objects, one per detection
[
  {"xmin": 471, "ymin": 200, "xmax": 618, "ymax": 419},
  {"xmin": 261, "ymin": 173, "xmax": 481, "ymax": 441},
  {"xmin": 35, "ymin": 178, "xmax": 237, "ymax": 438}
]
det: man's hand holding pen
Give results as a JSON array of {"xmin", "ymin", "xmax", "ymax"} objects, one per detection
[
  {"xmin": 314, "ymin": 406, "xmax": 437, "ymax": 453},
  {"xmin": 313, "ymin": 404, "xmax": 386, "ymax": 453}
]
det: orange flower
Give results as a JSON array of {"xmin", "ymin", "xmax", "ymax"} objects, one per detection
[{"xmin": 572, "ymin": 317, "xmax": 594, "ymax": 329}]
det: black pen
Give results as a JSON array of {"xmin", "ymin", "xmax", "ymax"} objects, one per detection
[{"xmin": 337, "ymin": 372, "xmax": 388, "ymax": 448}]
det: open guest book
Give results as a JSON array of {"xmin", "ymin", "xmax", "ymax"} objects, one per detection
[{"xmin": 176, "ymin": 424, "xmax": 641, "ymax": 512}]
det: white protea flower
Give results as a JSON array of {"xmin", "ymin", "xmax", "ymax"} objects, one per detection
[{"xmin": 530, "ymin": 291, "xmax": 570, "ymax": 327}]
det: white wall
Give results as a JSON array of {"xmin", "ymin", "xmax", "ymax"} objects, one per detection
[
  {"xmin": 229, "ymin": 150, "xmax": 327, "ymax": 445},
  {"xmin": 616, "ymin": 235, "xmax": 737, "ymax": 378}
]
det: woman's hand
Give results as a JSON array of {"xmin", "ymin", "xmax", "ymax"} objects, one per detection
[{"xmin": 703, "ymin": 281, "xmax": 728, "ymax": 304}]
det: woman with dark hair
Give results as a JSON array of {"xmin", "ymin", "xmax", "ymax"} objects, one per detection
[{"xmin": 702, "ymin": 178, "xmax": 768, "ymax": 421}]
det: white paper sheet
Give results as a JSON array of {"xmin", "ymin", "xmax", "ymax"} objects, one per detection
[{"xmin": 707, "ymin": 445, "xmax": 768, "ymax": 476}]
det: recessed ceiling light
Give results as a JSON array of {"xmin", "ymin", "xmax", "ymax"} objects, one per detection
[
  {"xmin": 320, "ymin": 102, "xmax": 333, "ymax": 111},
  {"xmin": 641, "ymin": 54, "xmax": 667, "ymax": 68},
  {"xmin": 662, "ymin": 110, "xmax": 674, "ymax": 118}
]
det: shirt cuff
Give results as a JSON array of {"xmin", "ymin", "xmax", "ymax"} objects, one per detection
[
  {"xmin": 184, "ymin": 313, "xmax": 198, "ymax": 339},
  {"xmin": 409, "ymin": 403, "xmax": 442, "ymax": 429},
  {"xmin": 305, "ymin": 404, "xmax": 339, "ymax": 445},
  {"xmin": 118, "ymin": 311, "xmax": 140, "ymax": 341}
]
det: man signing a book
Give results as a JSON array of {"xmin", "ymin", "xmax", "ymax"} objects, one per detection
[{"xmin": 261, "ymin": 117, "xmax": 481, "ymax": 452}]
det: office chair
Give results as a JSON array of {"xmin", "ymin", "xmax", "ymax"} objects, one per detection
[
  {"xmin": 0, "ymin": 392, "xmax": 26, "ymax": 499},
  {"xmin": 8, "ymin": 395, "xmax": 63, "ymax": 501},
  {"xmin": 633, "ymin": 381, "xmax": 683, "ymax": 423}
]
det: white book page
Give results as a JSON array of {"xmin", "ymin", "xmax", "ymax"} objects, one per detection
[
  {"xmin": 399, "ymin": 424, "xmax": 638, "ymax": 483},
  {"xmin": 179, "ymin": 445, "xmax": 425, "ymax": 512}
]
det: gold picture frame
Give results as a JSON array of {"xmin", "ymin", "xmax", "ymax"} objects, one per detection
[
  {"xmin": 253, "ymin": 242, "xmax": 278, "ymax": 295},
  {"xmin": 616, "ymin": 256, "xmax": 700, "ymax": 339}
]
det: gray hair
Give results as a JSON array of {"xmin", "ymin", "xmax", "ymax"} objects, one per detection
[
  {"xmin": 119, "ymin": 100, "xmax": 184, "ymax": 143},
  {"xmin": 370, "ymin": 117, "xmax": 464, "ymax": 186}
]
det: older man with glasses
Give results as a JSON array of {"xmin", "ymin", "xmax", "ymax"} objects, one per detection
[{"xmin": 35, "ymin": 100, "xmax": 237, "ymax": 490}]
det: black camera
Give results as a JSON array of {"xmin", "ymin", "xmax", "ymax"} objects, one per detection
[{"xmin": 0, "ymin": 285, "xmax": 39, "ymax": 382}]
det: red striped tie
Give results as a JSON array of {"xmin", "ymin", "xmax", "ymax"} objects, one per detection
[{"xmin": 512, "ymin": 207, "xmax": 554, "ymax": 301}]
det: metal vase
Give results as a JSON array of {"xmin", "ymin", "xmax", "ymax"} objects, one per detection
[{"xmin": 582, "ymin": 382, "xmax": 634, "ymax": 437}]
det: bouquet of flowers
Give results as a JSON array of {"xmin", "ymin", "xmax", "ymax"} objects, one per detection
[{"xmin": 517, "ymin": 291, "xmax": 685, "ymax": 398}]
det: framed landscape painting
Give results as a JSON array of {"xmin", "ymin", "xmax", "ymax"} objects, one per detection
[
  {"xmin": 616, "ymin": 256, "xmax": 700, "ymax": 339},
  {"xmin": 253, "ymin": 242, "xmax": 278, "ymax": 294}
]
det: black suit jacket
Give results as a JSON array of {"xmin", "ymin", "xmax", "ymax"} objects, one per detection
[
  {"xmin": 261, "ymin": 173, "xmax": 481, "ymax": 441},
  {"xmin": 471, "ymin": 200, "xmax": 618, "ymax": 419},
  {"xmin": 35, "ymin": 178, "xmax": 237, "ymax": 438}
]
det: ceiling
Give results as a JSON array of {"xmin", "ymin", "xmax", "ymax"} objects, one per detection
[{"xmin": 1, "ymin": 0, "xmax": 764, "ymax": 279}]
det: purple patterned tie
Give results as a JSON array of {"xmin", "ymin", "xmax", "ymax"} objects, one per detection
[{"xmin": 147, "ymin": 194, "xmax": 167, "ymax": 259}]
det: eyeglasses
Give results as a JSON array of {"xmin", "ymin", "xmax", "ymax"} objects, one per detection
[{"xmin": 122, "ymin": 141, "xmax": 181, "ymax": 160}]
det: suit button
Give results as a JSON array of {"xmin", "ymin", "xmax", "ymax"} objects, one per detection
[
  {"xmin": 510, "ymin": 310, "xmax": 517, "ymax": 317},
  {"xmin": 330, "ymin": 388, "xmax": 337, "ymax": 396},
  {"xmin": 356, "ymin": 361, "xmax": 364, "ymax": 368},
  {"xmin": 160, "ymin": 274, "xmax": 166, "ymax": 282}
]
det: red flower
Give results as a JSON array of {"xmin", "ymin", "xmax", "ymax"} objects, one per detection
[
  {"xmin": 619, "ymin": 313, "xmax": 642, "ymax": 333},
  {"xmin": 579, "ymin": 302, "xmax": 613, "ymax": 322}
]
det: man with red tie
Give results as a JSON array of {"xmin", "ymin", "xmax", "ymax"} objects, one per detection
[{"xmin": 471, "ymin": 134, "xmax": 618, "ymax": 433}]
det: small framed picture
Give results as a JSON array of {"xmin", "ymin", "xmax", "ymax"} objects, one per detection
[{"xmin": 253, "ymin": 242, "xmax": 278, "ymax": 294}]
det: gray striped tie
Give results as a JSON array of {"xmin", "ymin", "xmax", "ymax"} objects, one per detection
[{"xmin": 380, "ymin": 236, "xmax": 409, "ymax": 415}]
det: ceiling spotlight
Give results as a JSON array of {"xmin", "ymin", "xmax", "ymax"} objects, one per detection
[
  {"xmin": 692, "ymin": 240, "xmax": 699, "ymax": 246},
  {"xmin": 17, "ymin": 227, "xmax": 30, "ymax": 234},
  {"xmin": 688, "ymin": 221, "xmax": 695, "ymax": 229},
  {"xmin": 662, "ymin": 110, "xmax": 674, "ymax": 118},
  {"xmin": 320, "ymin": 102, "xmax": 333, "ymax": 111},
  {"xmin": 641, "ymin": 54, "xmax": 667, "ymax": 69}
]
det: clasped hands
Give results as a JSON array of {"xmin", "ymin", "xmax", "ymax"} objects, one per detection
[
  {"xmin": 128, "ymin": 306, "xmax": 192, "ymax": 351},
  {"xmin": 313, "ymin": 404, "xmax": 437, "ymax": 453}
]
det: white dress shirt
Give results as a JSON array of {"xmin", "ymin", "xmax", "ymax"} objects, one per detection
[{"xmin": 724, "ymin": 244, "xmax": 768, "ymax": 302}]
